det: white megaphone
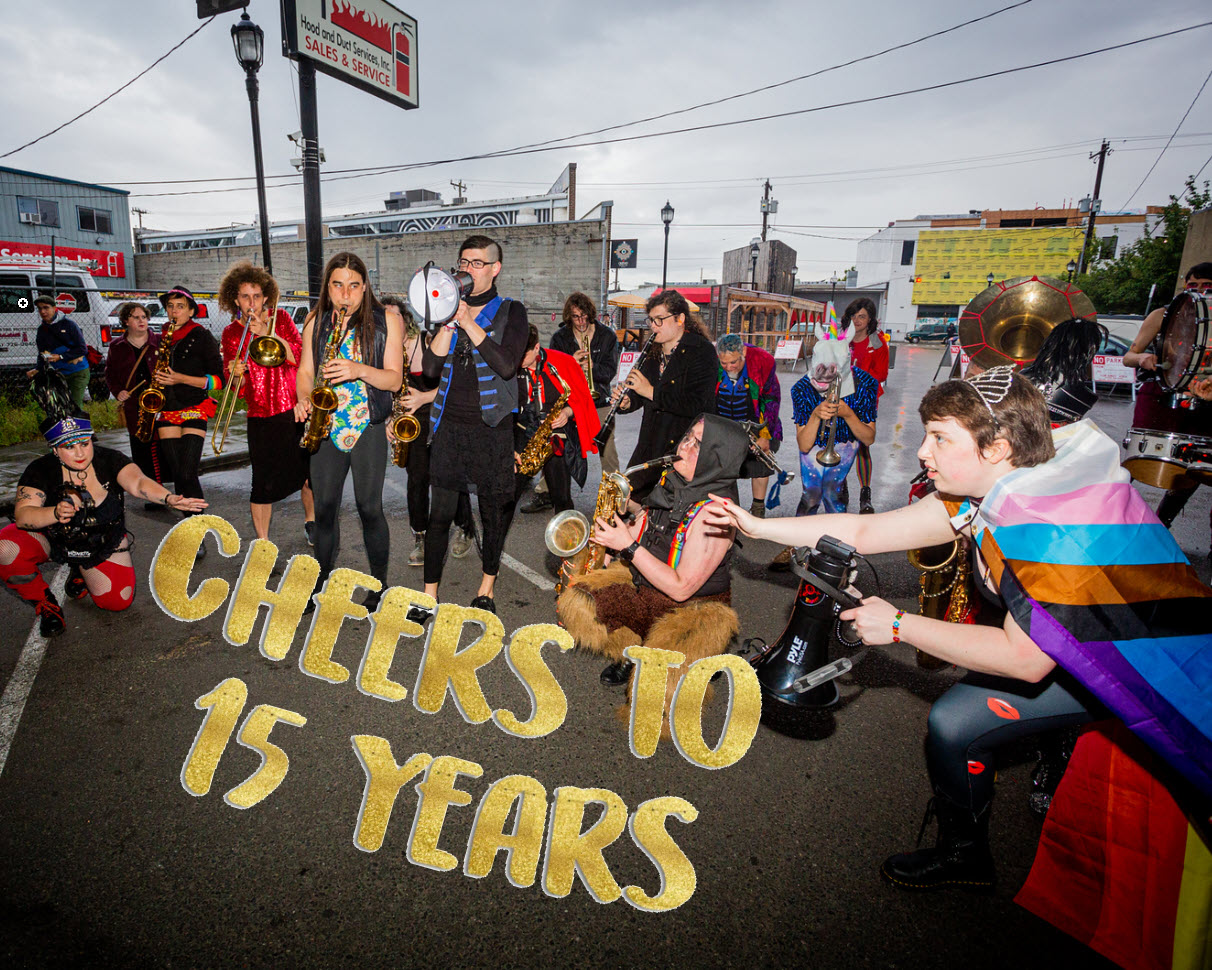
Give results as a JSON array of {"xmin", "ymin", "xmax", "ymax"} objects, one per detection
[{"xmin": 408, "ymin": 262, "xmax": 474, "ymax": 330}]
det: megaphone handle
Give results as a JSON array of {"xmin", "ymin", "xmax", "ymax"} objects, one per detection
[{"xmin": 792, "ymin": 657, "xmax": 853, "ymax": 692}]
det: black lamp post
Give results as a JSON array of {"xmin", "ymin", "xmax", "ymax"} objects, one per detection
[
  {"xmin": 232, "ymin": 11, "xmax": 273, "ymax": 273},
  {"xmin": 660, "ymin": 201, "xmax": 675, "ymax": 290},
  {"xmin": 750, "ymin": 238, "xmax": 761, "ymax": 290},
  {"xmin": 829, "ymin": 272, "xmax": 839, "ymax": 302},
  {"xmin": 1066, "ymin": 259, "xmax": 1077, "ymax": 283}
]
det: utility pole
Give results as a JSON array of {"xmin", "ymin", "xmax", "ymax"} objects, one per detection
[
  {"xmin": 1076, "ymin": 139, "xmax": 1110, "ymax": 276},
  {"xmin": 450, "ymin": 179, "xmax": 467, "ymax": 203},
  {"xmin": 131, "ymin": 207, "xmax": 148, "ymax": 230},
  {"xmin": 298, "ymin": 59, "xmax": 324, "ymax": 305},
  {"xmin": 760, "ymin": 179, "xmax": 772, "ymax": 242}
]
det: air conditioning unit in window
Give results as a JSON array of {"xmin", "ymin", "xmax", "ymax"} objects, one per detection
[{"xmin": 19, "ymin": 212, "xmax": 41, "ymax": 225}]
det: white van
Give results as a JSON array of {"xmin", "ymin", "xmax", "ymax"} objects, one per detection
[{"xmin": 0, "ymin": 258, "xmax": 108, "ymax": 374}]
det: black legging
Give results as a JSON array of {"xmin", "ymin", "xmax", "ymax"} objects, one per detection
[
  {"xmin": 125, "ymin": 428, "xmax": 161, "ymax": 484},
  {"xmin": 405, "ymin": 421, "xmax": 474, "ymax": 539},
  {"xmin": 158, "ymin": 431, "xmax": 205, "ymax": 504},
  {"xmin": 425, "ymin": 486, "xmax": 509, "ymax": 585},
  {"xmin": 926, "ymin": 670, "xmax": 1095, "ymax": 813},
  {"xmin": 309, "ymin": 428, "xmax": 389, "ymax": 584}
]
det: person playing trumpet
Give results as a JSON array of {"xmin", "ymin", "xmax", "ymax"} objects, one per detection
[{"xmin": 218, "ymin": 262, "xmax": 313, "ymax": 544}]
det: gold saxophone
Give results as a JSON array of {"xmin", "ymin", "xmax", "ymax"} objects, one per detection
[
  {"xmin": 390, "ymin": 347, "xmax": 421, "ymax": 468},
  {"xmin": 906, "ymin": 538, "xmax": 973, "ymax": 669},
  {"xmin": 133, "ymin": 319, "xmax": 178, "ymax": 443},
  {"xmin": 516, "ymin": 369, "xmax": 572, "ymax": 477},
  {"xmin": 300, "ymin": 307, "xmax": 347, "ymax": 453}
]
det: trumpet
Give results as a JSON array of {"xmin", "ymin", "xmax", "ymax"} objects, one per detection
[
  {"xmin": 741, "ymin": 421, "xmax": 796, "ymax": 482},
  {"xmin": 815, "ymin": 373, "xmax": 842, "ymax": 467},
  {"xmin": 212, "ymin": 304, "xmax": 281, "ymax": 455},
  {"xmin": 300, "ymin": 307, "xmax": 348, "ymax": 453},
  {"xmin": 578, "ymin": 325, "xmax": 595, "ymax": 399},
  {"xmin": 389, "ymin": 348, "xmax": 421, "ymax": 468}
]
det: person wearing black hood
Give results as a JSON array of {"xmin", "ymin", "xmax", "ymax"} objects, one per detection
[
  {"xmin": 556, "ymin": 414, "xmax": 756, "ymax": 723},
  {"xmin": 420, "ymin": 235, "xmax": 528, "ymax": 615}
]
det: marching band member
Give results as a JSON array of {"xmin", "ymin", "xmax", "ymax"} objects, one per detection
[
  {"xmin": 611, "ymin": 290, "xmax": 718, "ymax": 502},
  {"xmin": 0, "ymin": 411, "xmax": 206, "ymax": 637},
  {"xmin": 295, "ymin": 253, "xmax": 403, "ymax": 611},
  {"xmin": 714, "ymin": 332, "xmax": 782, "ymax": 518},
  {"xmin": 217, "ymin": 262, "xmax": 313, "ymax": 543},
  {"xmin": 154, "ymin": 287, "xmax": 223, "ymax": 549},
  {"xmin": 844, "ymin": 299, "xmax": 889, "ymax": 514},
  {"xmin": 419, "ymin": 235, "xmax": 528, "ymax": 616},
  {"xmin": 105, "ymin": 301, "xmax": 161, "ymax": 490}
]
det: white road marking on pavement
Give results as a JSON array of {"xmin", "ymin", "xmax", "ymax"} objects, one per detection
[
  {"xmin": 0, "ymin": 566, "xmax": 67, "ymax": 779},
  {"xmin": 381, "ymin": 477, "xmax": 554, "ymax": 591}
]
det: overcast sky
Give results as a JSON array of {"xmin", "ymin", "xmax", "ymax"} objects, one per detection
[{"xmin": 2, "ymin": 0, "xmax": 1209, "ymax": 289}]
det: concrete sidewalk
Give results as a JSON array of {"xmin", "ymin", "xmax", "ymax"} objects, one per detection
[{"xmin": 0, "ymin": 414, "xmax": 251, "ymax": 510}]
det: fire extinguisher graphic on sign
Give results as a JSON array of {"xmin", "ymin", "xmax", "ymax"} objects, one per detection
[
  {"xmin": 107, "ymin": 252, "xmax": 119, "ymax": 277},
  {"xmin": 392, "ymin": 23, "xmax": 411, "ymax": 97}
]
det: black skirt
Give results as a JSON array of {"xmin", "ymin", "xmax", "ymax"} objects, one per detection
[
  {"xmin": 429, "ymin": 416, "xmax": 514, "ymax": 501},
  {"xmin": 248, "ymin": 411, "xmax": 310, "ymax": 504}
]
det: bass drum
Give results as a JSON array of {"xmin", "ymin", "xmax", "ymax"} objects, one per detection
[
  {"xmin": 1158, "ymin": 290, "xmax": 1211, "ymax": 392},
  {"xmin": 1121, "ymin": 427, "xmax": 1212, "ymax": 489}
]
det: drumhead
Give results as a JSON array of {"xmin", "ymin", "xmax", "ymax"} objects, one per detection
[{"xmin": 1159, "ymin": 291, "xmax": 1209, "ymax": 391}]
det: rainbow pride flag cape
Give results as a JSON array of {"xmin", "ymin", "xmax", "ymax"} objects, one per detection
[{"xmin": 968, "ymin": 419, "xmax": 1211, "ymax": 799}]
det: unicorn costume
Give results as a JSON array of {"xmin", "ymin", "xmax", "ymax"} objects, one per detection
[{"xmin": 789, "ymin": 308, "xmax": 878, "ymax": 514}]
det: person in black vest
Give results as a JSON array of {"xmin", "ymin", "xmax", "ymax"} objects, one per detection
[
  {"xmin": 610, "ymin": 290, "xmax": 718, "ymax": 501},
  {"xmin": 420, "ymin": 234, "xmax": 528, "ymax": 615},
  {"xmin": 294, "ymin": 253, "xmax": 403, "ymax": 611}
]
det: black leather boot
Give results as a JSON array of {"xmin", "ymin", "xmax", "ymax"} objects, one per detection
[{"xmin": 880, "ymin": 796, "xmax": 996, "ymax": 892}]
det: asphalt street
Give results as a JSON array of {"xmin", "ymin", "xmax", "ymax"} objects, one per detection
[{"xmin": 1, "ymin": 344, "xmax": 1206, "ymax": 968}]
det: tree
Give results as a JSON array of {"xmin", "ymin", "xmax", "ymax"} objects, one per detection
[{"xmin": 1073, "ymin": 175, "xmax": 1211, "ymax": 314}]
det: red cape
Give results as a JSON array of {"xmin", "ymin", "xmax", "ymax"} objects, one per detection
[{"xmin": 542, "ymin": 348, "xmax": 601, "ymax": 458}]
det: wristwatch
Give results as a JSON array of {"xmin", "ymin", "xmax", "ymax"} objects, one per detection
[{"xmin": 618, "ymin": 540, "xmax": 641, "ymax": 562}]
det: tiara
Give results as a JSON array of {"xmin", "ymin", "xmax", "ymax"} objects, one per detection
[{"xmin": 964, "ymin": 365, "xmax": 1016, "ymax": 419}]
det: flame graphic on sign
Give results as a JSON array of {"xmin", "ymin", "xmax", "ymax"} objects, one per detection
[{"xmin": 330, "ymin": 0, "xmax": 391, "ymax": 51}]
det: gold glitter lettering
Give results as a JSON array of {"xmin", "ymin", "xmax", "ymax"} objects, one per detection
[
  {"xmin": 224, "ymin": 704, "xmax": 308, "ymax": 809},
  {"xmin": 624, "ymin": 797, "xmax": 699, "ymax": 912},
  {"xmin": 541, "ymin": 786, "xmax": 628, "ymax": 902},
  {"xmin": 300, "ymin": 568, "xmax": 381, "ymax": 684},
  {"xmin": 152, "ymin": 515, "xmax": 240, "ymax": 621},
  {"xmin": 464, "ymin": 775, "xmax": 549, "ymax": 887},
  {"xmin": 356, "ymin": 586, "xmax": 436, "ymax": 703},
  {"xmin": 624, "ymin": 645, "xmax": 684, "ymax": 758},
  {"xmin": 407, "ymin": 755, "xmax": 484, "ymax": 872},
  {"xmin": 181, "ymin": 678, "xmax": 247, "ymax": 796},
  {"xmin": 412, "ymin": 605, "xmax": 505, "ymax": 723},
  {"xmin": 671, "ymin": 656, "xmax": 762, "ymax": 769},
  {"xmin": 349, "ymin": 737, "xmax": 432, "ymax": 852},
  {"xmin": 492, "ymin": 623, "xmax": 574, "ymax": 739},
  {"xmin": 224, "ymin": 540, "xmax": 320, "ymax": 660}
]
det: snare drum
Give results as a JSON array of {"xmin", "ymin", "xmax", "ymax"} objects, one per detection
[
  {"xmin": 1122, "ymin": 427, "xmax": 1212, "ymax": 489},
  {"xmin": 1158, "ymin": 290, "xmax": 1211, "ymax": 392}
]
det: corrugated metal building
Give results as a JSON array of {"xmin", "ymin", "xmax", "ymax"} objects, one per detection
[{"xmin": 0, "ymin": 165, "xmax": 133, "ymax": 288}]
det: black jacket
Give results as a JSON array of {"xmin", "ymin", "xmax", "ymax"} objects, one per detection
[
  {"xmin": 549, "ymin": 321, "xmax": 619, "ymax": 406},
  {"xmin": 620, "ymin": 327, "xmax": 718, "ymax": 496}
]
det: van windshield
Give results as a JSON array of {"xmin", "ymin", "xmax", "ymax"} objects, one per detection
[{"xmin": 34, "ymin": 274, "xmax": 90, "ymax": 312}]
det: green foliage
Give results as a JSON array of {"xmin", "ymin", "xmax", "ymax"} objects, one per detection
[
  {"xmin": 0, "ymin": 396, "xmax": 124, "ymax": 448},
  {"xmin": 1073, "ymin": 176, "xmax": 1212, "ymax": 314}
]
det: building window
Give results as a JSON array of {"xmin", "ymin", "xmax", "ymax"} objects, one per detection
[
  {"xmin": 77, "ymin": 206, "xmax": 113, "ymax": 234},
  {"xmin": 900, "ymin": 240, "xmax": 915, "ymax": 266},
  {"xmin": 16, "ymin": 196, "xmax": 60, "ymax": 228},
  {"xmin": 1098, "ymin": 235, "xmax": 1118, "ymax": 260}
]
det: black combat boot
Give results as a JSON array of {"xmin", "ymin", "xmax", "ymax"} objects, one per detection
[{"xmin": 880, "ymin": 796, "xmax": 996, "ymax": 892}]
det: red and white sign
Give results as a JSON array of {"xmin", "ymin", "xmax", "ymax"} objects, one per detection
[
  {"xmin": 774, "ymin": 338, "xmax": 801, "ymax": 360},
  {"xmin": 0, "ymin": 240, "xmax": 126, "ymax": 278},
  {"xmin": 55, "ymin": 293, "xmax": 77, "ymax": 313},
  {"xmin": 283, "ymin": 0, "xmax": 418, "ymax": 110},
  {"xmin": 617, "ymin": 350, "xmax": 641, "ymax": 384},
  {"xmin": 1091, "ymin": 354, "xmax": 1135, "ymax": 384}
]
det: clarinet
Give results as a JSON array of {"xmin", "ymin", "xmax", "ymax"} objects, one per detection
[{"xmin": 592, "ymin": 331, "xmax": 657, "ymax": 452}]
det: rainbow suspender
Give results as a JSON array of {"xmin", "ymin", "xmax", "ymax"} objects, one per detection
[{"xmin": 666, "ymin": 500, "xmax": 711, "ymax": 568}]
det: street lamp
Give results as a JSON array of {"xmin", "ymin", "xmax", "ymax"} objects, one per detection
[
  {"xmin": 750, "ymin": 238, "xmax": 761, "ymax": 290},
  {"xmin": 1066, "ymin": 259, "xmax": 1077, "ymax": 283},
  {"xmin": 232, "ymin": 11, "xmax": 273, "ymax": 273},
  {"xmin": 660, "ymin": 201, "xmax": 675, "ymax": 290},
  {"xmin": 829, "ymin": 272, "xmax": 839, "ymax": 302}
]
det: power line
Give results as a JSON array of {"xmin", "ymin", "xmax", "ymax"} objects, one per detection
[
  {"xmin": 1, "ymin": 17, "xmax": 217, "ymax": 159},
  {"xmin": 1120, "ymin": 63, "xmax": 1212, "ymax": 208}
]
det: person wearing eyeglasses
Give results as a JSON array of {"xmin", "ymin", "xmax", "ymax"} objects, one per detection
[
  {"xmin": 419, "ymin": 234, "xmax": 528, "ymax": 615},
  {"xmin": 610, "ymin": 290, "xmax": 719, "ymax": 500}
]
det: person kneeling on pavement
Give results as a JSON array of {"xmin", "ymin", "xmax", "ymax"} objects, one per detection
[
  {"xmin": 557, "ymin": 414, "xmax": 760, "ymax": 730},
  {"xmin": 0, "ymin": 412, "xmax": 207, "ymax": 637}
]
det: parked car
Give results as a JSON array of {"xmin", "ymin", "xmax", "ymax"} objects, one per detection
[{"xmin": 905, "ymin": 322, "xmax": 953, "ymax": 343}]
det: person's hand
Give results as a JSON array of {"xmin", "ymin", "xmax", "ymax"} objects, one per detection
[
  {"xmin": 322, "ymin": 358, "xmax": 362, "ymax": 384},
  {"xmin": 839, "ymin": 596, "xmax": 901, "ymax": 645},
  {"xmin": 229, "ymin": 358, "xmax": 246, "ymax": 378},
  {"xmin": 454, "ymin": 300, "xmax": 475, "ymax": 330},
  {"xmin": 248, "ymin": 309, "xmax": 269, "ymax": 336},
  {"xmin": 574, "ymin": 347, "xmax": 590, "ymax": 367},
  {"xmin": 402, "ymin": 387, "xmax": 428, "ymax": 413},
  {"xmin": 610, "ymin": 383, "xmax": 632, "ymax": 408},
  {"xmin": 168, "ymin": 495, "xmax": 208, "ymax": 513},
  {"xmin": 48, "ymin": 353, "xmax": 62, "ymax": 363},
  {"xmin": 158, "ymin": 367, "xmax": 189, "ymax": 386},
  {"xmin": 592, "ymin": 513, "xmax": 632, "ymax": 551},
  {"xmin": 1189, "ymin": 376, "xmax": 1212, "ymax": 401},
  {"xmin": 25, "ymin": 369, "xmax": 37, "ymax": 378},
  {"xmin": 116, "ymin": 389, "xmax": 131, "ymax": 403},
  {"xmin": 54, "ymin": 493, "xmax": 82, "ymax": 524},
  {"xmin": 757, "ymin": 435, "xmax": 771, "ymax": 452},
  {"xmin": 702, "ymin": 493, "xmax": 762, "ymax": 538},
  {"xmin": 293, "ymin": 399, "xmax": 312, "ymax": 422},
  {"xmin": 625, "ymin": 369, "xmax": 653, "ymax": 399},
  {"xmin": 551, "ymin": 406, "xmax": 572, "ymax": 430},
  {"xmin": 813, "ymin": 398, "xmax": 839, "ymax": 422},
  {"xmin": 1135, "ymin": 352, "xmax": 1158, "ymax": 371}
]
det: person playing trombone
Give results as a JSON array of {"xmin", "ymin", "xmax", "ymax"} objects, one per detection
[{"xmin": 218, "ymin": 262, "xmax": 313, "ymax": 543}]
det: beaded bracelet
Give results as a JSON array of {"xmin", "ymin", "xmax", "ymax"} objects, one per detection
[{"xmin": 892, "ymin": 609, "xmax": 905, "ymax": 643}]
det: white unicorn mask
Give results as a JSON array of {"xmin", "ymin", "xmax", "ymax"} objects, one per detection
[{"xmin": 810, "ymin": 315, "xmax": 855, "ymax": 397}]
